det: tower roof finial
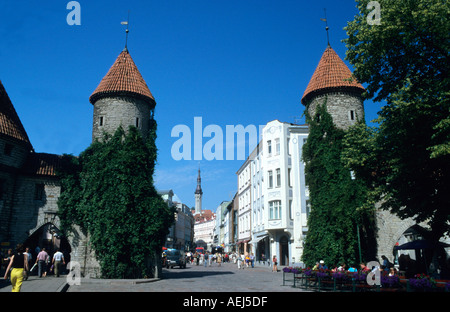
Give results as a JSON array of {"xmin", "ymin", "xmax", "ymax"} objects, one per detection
[
  {"xmin": 320, "ymin": 8, "xmax": 330, "ymax": 47},
  {"xmin": 121, "ymin": 10, "xmax": 130, "ymax": 51}
]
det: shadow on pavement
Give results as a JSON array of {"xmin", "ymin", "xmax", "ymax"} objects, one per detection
[{"xmin": 161, "ymin": 266, "xmax": 234, "ymax": 280}]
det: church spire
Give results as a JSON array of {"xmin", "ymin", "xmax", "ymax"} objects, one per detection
[
  {"xmin": 194, "ymin": 165, "xmax": 203, "ymax": 214},
  {"xmin": 195, "ymin": 165, "xmax": 203, "ymax": 195}
]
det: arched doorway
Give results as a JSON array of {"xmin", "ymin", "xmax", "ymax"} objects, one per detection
[
  {"xmin": 393, "ymin": 225, "xmax": 450, "ymax": 278},
  {"xmin": 23, "ymin": 223, "xmax": 71, "ymax": 268},
  {"xmin": 280, "ymin": 236, "xmax": 289, "ymax": 266}
]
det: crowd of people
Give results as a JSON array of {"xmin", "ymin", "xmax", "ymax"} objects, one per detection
[
  {"xmin": 307, "ymin": 257, "xmax": 398, "ymax": 276},
  {"xmin": 185, "ymin": 251, "xmax": 260, "ymax": 269},
  {"xmin": 1, "ymin": 244, "xmax": 67, "ymax": 292}
]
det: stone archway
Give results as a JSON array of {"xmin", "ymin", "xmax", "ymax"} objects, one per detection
[{"xmin": 23, "ymin": 222, "xmax": 71, "ymax": 266}]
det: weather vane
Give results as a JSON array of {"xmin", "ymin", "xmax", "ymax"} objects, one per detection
[
  {"xmin": 121, "ymin": 11, "xmax": 130, "ymax": 51},
  {"xmin": 320, "ymin": 8, "xmax": 330, "ymax": 46}
]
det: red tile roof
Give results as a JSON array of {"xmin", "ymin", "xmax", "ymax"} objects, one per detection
[
  {"xmin": 0, "ymin": 80, "xmax": 32, "ymax": 147},
  {"xmin": 301, "ymin": 46, "xmax": 364, "ymax": 105},
  {"xmin": 22, "ymin": 152, "xmax": 62, "ymax": 177},
  {"xmin": 89, "ymin": 49, "xmax": 155, "ymax": 104}
]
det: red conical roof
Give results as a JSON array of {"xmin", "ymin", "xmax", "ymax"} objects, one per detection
[
  {"xmin": 301, "ymin": 46, "xmax": 364, "ymax": 105},
  {"xmin": 89, "ymin": 49, "xmax": 155, "ymax": 104},
  {"xmin": 0, "ymin": 80, "xmax": 32, "ymax": 148}
]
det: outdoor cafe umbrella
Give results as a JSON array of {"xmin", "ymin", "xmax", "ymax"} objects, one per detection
[
  {"xmin": 394, "ymin": 240, "xmax": 450, "ymax": 275},
  {"xmin": 394, "ymin": 240, "xmax": 450, "ymax": 250}
]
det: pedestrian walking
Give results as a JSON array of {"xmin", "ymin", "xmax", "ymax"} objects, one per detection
[
  {"xmin": 3, "ymin": 244, "xmax": 29, "ymax": 292},
  {"xmin": 52, "ymin": 249, "xmax": 65, "ymax": 277},
  {"xmin": 238, "ymin": 254, "xmax": 245, "ymax": 269},
  {"xmin": 272, "ymin": 255, "xmax": 278, "ymax": 272},
  {"xmin": 217, "ymin": 253, "xmax": 222, "ymax": 267},
  {"xmin": 36, "ymin": 248, "xmax": 49, "ymax": 277},
  {"xmin": 203, "ymin": 252, "xmax": 208, "ymax": 267},
  {"xmin": 23, "ymin": 247, "xmax": 32, "ymax": 280},
  {"xmin": 250, "ymin": 253, "xmax": 255, "ymax": 268},
  {"xmin": 2, "ymin": 249, "xmax": 13, "ymax": 277}
]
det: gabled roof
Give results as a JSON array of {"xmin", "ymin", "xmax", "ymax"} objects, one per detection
[
  {"xmin": 89, "ymin": 49, "xmax": 155, "ymax": 105},
  {"xmin": 301, "ymin": 45, "xmax": 364, "ymax": 105},
  {"xmin": 22, "ymin": 152, "xmax": 62, "ymax": 177},
  {"xmin": 0, "ymin": 80, "xmax": 32, "ymax": 148}
]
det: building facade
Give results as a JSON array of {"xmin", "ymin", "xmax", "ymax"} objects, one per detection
[
  {"xmin": 193, "ymin": 210, "xmax": 216, "ymax": 250},
  {"xmin": 236, "ymin": 156, "xmax": 252, "ymax": 255},
  {"xmin": 288, "ymin": 125, "xmax": 309, "ymax": 265}
]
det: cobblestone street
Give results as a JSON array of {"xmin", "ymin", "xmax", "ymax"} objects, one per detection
[{"xmin": 66, "ymin": 262, "xmax": 306, "ymax": 292}]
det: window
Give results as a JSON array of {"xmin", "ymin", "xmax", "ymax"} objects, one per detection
[
  {"xmin": 34, "ymin": 184, "xmax": 45, "ymax": 200},
  {"xmin": 287, "ymin": 138, "xmax": 290, "ymax": 155},
  {"xmin": 267, "ymin": 140, "xmax": 272, "ymax": 156},
  {"xmin": 276, "ymin": 168, "xmax": 281, "ymax": 187},
  {"xmin": 269, "ymin": 200, "xmax": 281, "ymax": 220},
  {"xmin": 275, "ymin": 138, "xmax": 280, "ymax": 155},
  {"xmin": 288, "ymin": 168, "xmax": 292, "ymax": 187},
  {"xmin": 289, "ymin": 200, "xmax": 293, "ymax": 220},
  {"xmin": 268, "ymin": 170, "xmax": 273, "ymax": 188},
  {"xmin": 4, "ymin": 143, "xmax": 13, "ymax": 156},
  {"xmin": 349, "ymin": 110, "xmax": 355, "ymax": 121},
  {"xmin": 99, "ymin": 116, "xmax": 104, "ymax": 127},
  {"xmin": 136, "ymin": 117, "xmax": 140, "ymax": 128}
]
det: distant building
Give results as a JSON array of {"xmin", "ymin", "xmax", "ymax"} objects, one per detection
[
  {"xmin": 194, "ymin": 167, "xmax": 203, "ymax": 214},
  {"xmin": 193, "ymin": 209, "xmax": 216, "ymax": 251},
  {"xmin": 159, "ymin": 190, "xmax": 194, "ymax": 251},
  {"xmin": 236, "ymin": 153, "xmax": 253, "ymax": 255}
]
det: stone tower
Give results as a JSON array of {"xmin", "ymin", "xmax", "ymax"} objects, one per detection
[
  {"xmin": 89, "ymin": 48, "xmax": 156, "ymax": 141},
  {"xmin": 194, "ymin": 167, "xmax": 203, "ymax": 214},
  {"xmin": 301, "ymin": 45, "xmax": 365, "ymax": 130}
]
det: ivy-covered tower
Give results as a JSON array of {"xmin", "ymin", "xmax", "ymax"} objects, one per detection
[
  {"xmin": 300, "ymin": 44, "xmax": 376, "ymax": 266},
  {"xmin": 301, "ymin": 45, "xmax": 365, "ymax": 130},
  {"xmin": 89, "ymin": 47, "xmax": 156, "ymax": 142}
]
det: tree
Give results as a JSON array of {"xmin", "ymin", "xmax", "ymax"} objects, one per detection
[
  {"xmin": 301, "ymin": 100, "xmax": 376, "ymax": 267},
  {"xmin": 58, "ymin": 123, "xmax": 175, "ymax": 278},
  {"xmin": 343, "ymin": 0, "xmax": 450, "ymax": 241}
]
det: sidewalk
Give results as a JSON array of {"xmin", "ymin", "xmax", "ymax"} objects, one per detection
[
  {"xmin": 0, "ymin": 275, "xmax": 68, "ymax": 292},
  {"xmin": 0, "ymin": 274, "xmax": 160, "ymax": 292}
]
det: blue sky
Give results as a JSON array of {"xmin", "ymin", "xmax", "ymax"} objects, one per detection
[{"xmin": 0, "ymin": 0, "xmax": 383, "ymax": 211}]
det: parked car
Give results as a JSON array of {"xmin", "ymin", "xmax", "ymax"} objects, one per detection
[{"xmin": 165, "ymin": 249, "xmax": 186, "ymax": 269}]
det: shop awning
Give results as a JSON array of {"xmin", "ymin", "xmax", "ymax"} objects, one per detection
[{"xmin": 248, "ymin": 234, "xmax": 268, "ymax": 245}]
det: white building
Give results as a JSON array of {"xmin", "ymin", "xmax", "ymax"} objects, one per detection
[
  {"xmin": 240, "ymin": 120, "xmax": 310, "ymax": 266},
  {"xmin": 248, "ymin": 142, "xmax": 270, "ymax": 261},
  {"xmin": 236, "ymin": 156, "xmax": 253, "ymax": 255},
  {"xmin": 288, "ymin": 124, "xmax": 309, "ymax": 265},
  {"xmin": 261, "ymin": 120, "xmax": 295, "ymax": 266},
  {"xmin": 193, "ymin": 210, "xmax": 216, "ymax": 251}
]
